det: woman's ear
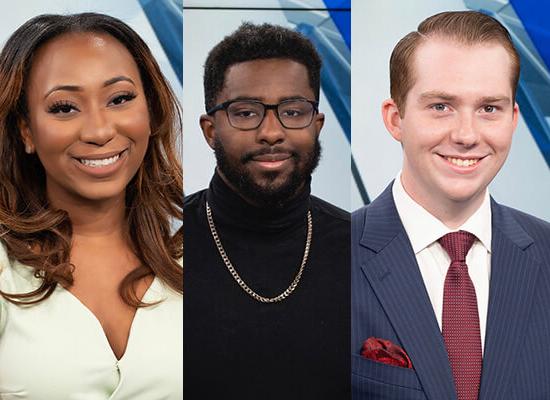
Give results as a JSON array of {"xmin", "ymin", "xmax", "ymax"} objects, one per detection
[{"xmin": 18, "ymin": 118, "xmax": 35, "ymax": 154}]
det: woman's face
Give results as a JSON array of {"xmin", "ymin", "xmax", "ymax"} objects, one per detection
[{"xmin": 22, "ymin": 32, "xmax": 151, "ymax": 207}]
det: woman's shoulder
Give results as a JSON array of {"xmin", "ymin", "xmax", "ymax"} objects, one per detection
[
  {"xmin": 0, "ymin": 240, "xmax": 10, "ymax": 333},
  {"xmin": 0, "ymin": 239, "xmax": 10, "ymax": 266},
  {"xmin": 150, "ymin": 257, "xmax": 182, "ymax": 301},
  {"xmin": 0, "ymin": 240, "xmax": 12, "ymax": 279},
  {"xmin": 0, "ymin": 240, "xmax": 40, "ymax": 293}
]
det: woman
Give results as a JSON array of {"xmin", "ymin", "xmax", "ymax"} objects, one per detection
[{"xmin": 0, "ymin": 13, "xmax": 182, "ymax": 399}]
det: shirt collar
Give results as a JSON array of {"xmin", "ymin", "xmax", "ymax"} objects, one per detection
[
  {"xmin": 392, "ymin": 172, "xmax": 492, "ymax": 254},
  {"xmin": 206, "ymin": 170, "xmax": 311, "ymax": 232}
]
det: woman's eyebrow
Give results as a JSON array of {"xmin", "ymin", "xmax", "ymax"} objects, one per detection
[
  {"xmin": 44, "ymin": 76, "xmax": 136, "ymax": 98},
  {"xmin": 103, "ymin": 75, "xmax": 135, "ymax": 87}
]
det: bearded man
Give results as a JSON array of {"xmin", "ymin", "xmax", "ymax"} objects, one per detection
[{"xmin": 183, "ymin": 23, "xmax": 350, "ymax": 399}]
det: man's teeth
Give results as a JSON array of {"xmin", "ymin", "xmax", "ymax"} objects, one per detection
[
  {"xmin": 445, "ymin": 157, "xmax": 479, "ymax": 167},
  {"xmin": 80, "ymin": 154, "xmax": 120, "ymax": 167}
]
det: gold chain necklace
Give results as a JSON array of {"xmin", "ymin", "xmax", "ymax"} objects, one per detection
[{"xmin": 205, "ymin": 201, "xmax": 312, "ymax": 303}]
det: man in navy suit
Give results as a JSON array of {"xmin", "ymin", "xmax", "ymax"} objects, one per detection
[{"xmin": 352, "ymin": 11, "xmax": 550, "ymax": 400}]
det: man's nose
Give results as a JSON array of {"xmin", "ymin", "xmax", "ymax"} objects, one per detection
[
  {"xmin": 451, "ymin": 112, "xmax": 480, "ymax": 147},
  {"xmin": 256, "ymin": 109, "xmax": 285, "ymax": 145}
]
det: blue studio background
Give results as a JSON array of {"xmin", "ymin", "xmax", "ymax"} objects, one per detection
[
  {"xmin": 183, "ymin": 0, "xmax": 351, "ymax": 211},
  {"xmin": 352, "ymin": 0, "xmax": 550, "ymax": 221}
]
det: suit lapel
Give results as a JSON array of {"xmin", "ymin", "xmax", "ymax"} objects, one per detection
[
  {"xmin": 478, "ymin": 200, "xmax": 540, "ymax": 400},
  {"xmin": 358, "ymin": 184, "xmax": 457, "ymax": 400}
]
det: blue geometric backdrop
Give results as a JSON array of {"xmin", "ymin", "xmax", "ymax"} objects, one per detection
[
  {"xmin": 466, "ymin": 0, "xmax": 550, "ymax": 168},
  {"xmin": 139, "ymin": 0, "xmax": 183, "ymax": 83}
]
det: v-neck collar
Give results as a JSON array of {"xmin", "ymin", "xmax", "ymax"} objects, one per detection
[{"xmin": 59, "ymin": 276, "xmax": 160, "ymax": 363}]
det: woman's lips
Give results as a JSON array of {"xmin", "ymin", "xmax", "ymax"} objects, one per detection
[
  {"xmin": 72, "ymin": 148, "xmax": 127, "ymax": 161},
  {"xmin": 72, "ymin": 149, "xmax": 128, "ymax": 178}
]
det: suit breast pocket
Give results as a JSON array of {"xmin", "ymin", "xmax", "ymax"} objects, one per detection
[{"xmin": 352, "ymin": 354, "xmax": 427, "ymax": 399}]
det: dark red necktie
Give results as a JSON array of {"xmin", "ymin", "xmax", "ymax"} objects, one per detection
[{"xmin": 439, "ymin": 231, "xmax": 482, "ymax": 400}]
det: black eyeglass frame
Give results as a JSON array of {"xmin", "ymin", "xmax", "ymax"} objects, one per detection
[{"xmin": 206, "ymin": 98, "xmax": 320, "ymax": 130}]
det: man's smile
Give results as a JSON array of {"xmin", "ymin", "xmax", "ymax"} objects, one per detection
[{"xmin": 436, "ymin": 153, "xmax": 488, "ymax": 174}]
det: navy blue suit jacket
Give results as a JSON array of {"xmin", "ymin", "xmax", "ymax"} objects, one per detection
[{"xmin": 352, "ymin": 183, "xmax": 550, "ymax": 399}]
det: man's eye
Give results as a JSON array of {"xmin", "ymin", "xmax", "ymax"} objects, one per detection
[
  {"xmin": 483, "ymin": 105, "xmax": 497, "ymax": 113},
  {"xmin": 110, "ymin": 93, "xmax": 136, "ymax": 106},
  {"xmin": 281, "ymin": 109, "xmax": 303, "ymax": 118},
  {"xmin": 232, "ymin": 110, "xmax": 258, "ymax": 118},
  {"xmin": 48, "ymin": 101, "xmax": 79, "ymax": 114},
  {"xmin": 432, "ymin": 103, "xmax": 448, "ymax": 112}
]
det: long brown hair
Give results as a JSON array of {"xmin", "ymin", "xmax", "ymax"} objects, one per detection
[{"xmin": 0, "ymin": 13, "xmax": 183, "ymax": 306}]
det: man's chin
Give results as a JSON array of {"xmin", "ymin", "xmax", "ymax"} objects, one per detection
[
  {"xmin": 214, "ymin": 137, "xmax": 321, "ymax": 208},
  {"xmin": 242, "ymin": 177, "xmax": 305, "ymax": 207},
  {"xmin": 250, "ymin": 170, "xmax": 292, "ymax": 190}
]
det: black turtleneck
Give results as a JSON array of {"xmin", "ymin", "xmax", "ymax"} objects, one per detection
[{"xmin": 183, "ymin": 172, "xmax": 350, "ymax": 399}]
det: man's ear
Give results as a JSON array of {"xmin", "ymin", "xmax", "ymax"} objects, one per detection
[
  {"xmin": 200, "ymin": 114, "xmax": 216, "ymax": 149},
  {"xmin": 313, "ymin": 112, "xmax": 324, "ymax": 138},
  {"xmin": 512, "ymin": 101, "xmax": 519, "ymax": 133},
  {"xmin": 381, "ymin": 98, "xmax": 404, "ymax": 142},
  {"xmin": 18, "ymin": 118, "xmax": 35, "ymax": 154}
]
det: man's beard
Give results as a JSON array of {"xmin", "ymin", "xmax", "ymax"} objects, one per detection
[{"xmin": 214, "ymin": 138, "xmax": 322, "ymax": 208}]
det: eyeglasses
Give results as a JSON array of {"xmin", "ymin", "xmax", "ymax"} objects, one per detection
[{"xmin": 206, "ymin": 99, "xmax": 319, "ymax": 130}]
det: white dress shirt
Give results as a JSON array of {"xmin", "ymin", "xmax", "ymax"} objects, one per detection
[
  {"xmin": 0, "ymin": 242, "xmax": 183, "ymax": 400},
  {"xmin": 392, "ymin": 174, "xmax": 492, "ymax": 352}
]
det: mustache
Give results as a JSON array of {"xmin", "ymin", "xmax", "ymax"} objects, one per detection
[{"xmin": 241, "ymin": 146, "xmax": 298, "ymax": 163}]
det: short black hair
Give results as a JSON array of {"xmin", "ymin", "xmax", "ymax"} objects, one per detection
[{"xmin": 203, "ymin": 22, "xmax": 322, "ymax": 111}]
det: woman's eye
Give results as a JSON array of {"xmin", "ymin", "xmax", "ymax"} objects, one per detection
[
  {"xmin": 110, "ymin": 93, "xmax": 136, "ymax": 106},
  {"xmin": 48, "ymin": 102, "xmax": 78, "ymax": 114}
]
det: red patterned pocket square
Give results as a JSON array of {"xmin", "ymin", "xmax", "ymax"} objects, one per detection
[{"xmin": 361, "ymin": 337, "xmax": 413, "ymax": 369}]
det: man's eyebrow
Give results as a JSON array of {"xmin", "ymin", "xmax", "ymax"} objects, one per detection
[
  {"xmin": 279, "ymin": 95, "xmax": 310, "ymax": 102},
  {"xmin": 228, "ymin": 96, "xmax": 263, "ymax": 102},
  {"xmin": 44, "ymin": 76, "xmax": 135, "ymax": 99},
  {"xmin": 226, "ymin": 95, "xmax": 310, "ymax": 103},
  {"xmin": 418, "ymin": 91, "xmax": 457, "ymax": 102},
  {"xmin": 478, "ymin": 96, "xmax": 510, "ymax": 104},
  {"xmin": 418, "ymin": 92, "xmax": 512, "ymax": 105}
]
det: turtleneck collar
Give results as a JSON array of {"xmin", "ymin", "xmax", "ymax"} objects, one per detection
[{"xmin": 206, "ymin": 170, "xmax": 311, "ymax": 232}]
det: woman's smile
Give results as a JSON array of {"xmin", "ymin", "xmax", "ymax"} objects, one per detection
[{"xmin": 72, "ymin": 148, "xmax": 129, "ymax": 178}]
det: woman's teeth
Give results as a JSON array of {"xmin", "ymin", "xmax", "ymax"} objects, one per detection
[{"xmin": 80, "ymin": 153, "xmax": 120, "ymax": 168}]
